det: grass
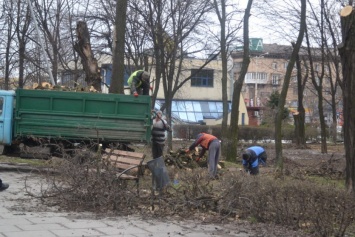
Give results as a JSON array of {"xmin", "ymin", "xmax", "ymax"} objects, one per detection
[
  {"xmin": 0, "ymin": 155, "xmax": 48, "ymax": 167},
  {"xmin": 306, "ymin": 175, "xmax": 346, "ymax": 188}
]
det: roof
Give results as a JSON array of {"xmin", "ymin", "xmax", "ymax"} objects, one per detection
[{"xmin": 231, "ymin": 43, "xmax": 322, "ymax": 60}]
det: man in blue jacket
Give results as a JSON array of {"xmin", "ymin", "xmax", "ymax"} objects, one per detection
[{"xmin": 242, "ymin": 146, "xmax": 267, "ymax": 175}]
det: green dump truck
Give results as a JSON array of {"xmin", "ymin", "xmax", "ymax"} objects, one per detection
[{"xmin": 0, "ymin": 89, "xmax": 152, "ymax": 154}]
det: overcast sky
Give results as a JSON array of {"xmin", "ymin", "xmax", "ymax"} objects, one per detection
[{"xmin": 234, "ymin": 0, "xmax": 343, "ymax": 45}]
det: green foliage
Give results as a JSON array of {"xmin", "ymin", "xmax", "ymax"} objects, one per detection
[
  {"xmin": 267, "ymin": 91, "xmax": 281, "ymax": 109},
  {"xmin": 266, "ymin": 91, "xmax": 289, "ymax": 120}
]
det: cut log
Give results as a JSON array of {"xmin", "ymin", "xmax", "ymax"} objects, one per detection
[{"xmin": 340, "ymin": 6, "xmax": 353, "ymax": 17}]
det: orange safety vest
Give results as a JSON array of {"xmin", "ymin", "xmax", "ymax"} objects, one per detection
[{"xmin": 196, "ymin": 133, "xmax": 218, "ymax": 149}]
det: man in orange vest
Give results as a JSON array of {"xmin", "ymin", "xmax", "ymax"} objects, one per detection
[{"xmin": 185, "ymin": 133, "xmax": 220, "ymax": 179}]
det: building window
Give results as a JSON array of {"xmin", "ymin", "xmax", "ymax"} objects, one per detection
[
  {"xmin": 284, "ymin": 62, "xmax": 288, "ymax": 69},
  {"xmin": 272, "ymin": 62, "xmax": 277, "ymax": 70},
  {"xmin": 234, "ymin": 62, "xmax": 242, "ymax": 70},
  {"xmin": 191, "ymin": 69, "xmax": 214, "ymax": 87},
  {"xmin": 272, "ymin": 74, "xmax": 280, "ymax": 85},
  {"xmin": 245, "ymin": 72, "xmax": 268, "ymax": 83},
  {"xmin": 159, "ymin": 99, "xmax": 230, "ymax": 123}
]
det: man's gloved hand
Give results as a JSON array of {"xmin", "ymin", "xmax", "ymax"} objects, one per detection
[{"xmin": 133, "ymin": 92, "xmax": 139, "ymax": 97}]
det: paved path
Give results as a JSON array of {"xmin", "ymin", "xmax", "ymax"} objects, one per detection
[{"xmin": 0, "ymin": 170, "xmax": 253, "ymax": 237}]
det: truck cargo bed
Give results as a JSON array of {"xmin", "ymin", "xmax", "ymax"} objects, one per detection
[{"xmin": 14, "ymin": 89, "xmax": 152, "ymax": 143}]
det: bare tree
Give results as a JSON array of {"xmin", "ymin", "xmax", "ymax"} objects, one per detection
[
  {"xmin": 16, "ymin": 0, "xmax": 31, "ymax": 88},
  {"xmin": 293, "ymin": 54, "xmax": 308, "ymax": 147},
  {"xmin": 322, "ymin": 0, "xmax": 342, "ymax": 144},
  {"xmin": 275, "ymin": 0, "xmax": 306, "ymax": 173},
  {"xmin": 339, "ymin": 3, "xmax": 355, "ymax": 193},
  {"xmin": 226, "ymin": 0, "xmax": 253, "ymax": 163},
  {"xmin": 1, "ymin": 0, "xmax": 17, "ymax": 89},
  {"xmin": 130, "ymin": 0, "xmax": 214, "ymax": 150},
  {"xmin": 305, "ymin": 0, "xmax": 327, "ymax": 153},
  {"xmin": 211, "ymin": 0, "xmax": 242, "ymax": 159},
  {"xmin": 110, "ymin": 0, "xmax": 128, "ymax": 94}
]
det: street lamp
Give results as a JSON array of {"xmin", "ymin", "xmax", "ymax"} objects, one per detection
[{"xmin": 254, "ymin": 52, "xmax": 269, "ymax": 107}]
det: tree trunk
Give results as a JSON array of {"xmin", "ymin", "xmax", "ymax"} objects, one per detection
[
  {"xmin": 213, "ymin": 0, "xmax": 229, "ymax": 161},
  {"xmin": 295, "ymin": 54, "xmax": 306, "ymax": 147},
  {"xmin": 73, "ymin": 21, "xmax": 101, "ymax": 92},
  {"xmin": 275, "ymin": 0, "xmax": 306, "ymax": 174},
  {"xmin": 226, "ymin": 0, "xmax": 253, "ymax": 162},
  {"xmin": 110, "ymin": 0, "xmax": 127, "ymax": 94},
  {"xmin": 339, "ymin": 5, "xmax": 355, "ymax": 193}
]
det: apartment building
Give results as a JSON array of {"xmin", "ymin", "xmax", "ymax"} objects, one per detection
[
  {"xmin": 230, "ymin": 38, "xmax": 340, "ymax": 126},
  {"xmin": 93, "ymin": 57, "xmax": 249, "ymax": 126},
  {"xmin": 59, "ymin": 38, "xmax": 341, "ymax": 127}
]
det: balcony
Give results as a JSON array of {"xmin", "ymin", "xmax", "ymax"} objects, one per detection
[{"xmin": 245, "ymin": 78, "xmax": 268, "ymax": 84}]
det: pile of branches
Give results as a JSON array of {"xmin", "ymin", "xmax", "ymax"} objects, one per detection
[
  {"xmin": 23, "ymin": 142, "xmax": 355, "ymax": 237},
  {"xmin": 164, "ymin": 148, "xmax": 207, "ymax": 169}
]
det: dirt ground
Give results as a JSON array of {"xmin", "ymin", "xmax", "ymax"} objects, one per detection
[
  {"xmin": 0, "ymin": 142, "xmax": 347, "ymax": 237},
  {"xmin": 224, "ymin": 143, "xmax": 346, "ymax": 237},
  {"xmin": 262, "ymin": 143, "xmax": 345, "ymax": 178}
]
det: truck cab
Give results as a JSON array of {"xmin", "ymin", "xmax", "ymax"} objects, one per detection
[{"xmin": 0, "ymin": 90, "xmax": 15, "ymax": 145}]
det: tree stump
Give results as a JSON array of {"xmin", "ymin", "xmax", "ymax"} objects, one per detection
[{"xmin": 73, "ymin": 21, "xmax": 101, "ymax": 92}]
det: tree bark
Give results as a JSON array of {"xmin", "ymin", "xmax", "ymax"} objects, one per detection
[
  {"xmin": 110, "ymin": 0, "xmax": 127, "ymax": 94},
  {"xmin": 73, "ymin": 21, "xmax": 101, "ymax": 92},
  {"xmin": 339, "ymin": 5, "xmax": 355, "ymax": 193}
]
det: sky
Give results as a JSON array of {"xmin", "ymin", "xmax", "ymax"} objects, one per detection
[{"xmin": 234, "ymin": 0, "xmax": 344, "ymax": 46}]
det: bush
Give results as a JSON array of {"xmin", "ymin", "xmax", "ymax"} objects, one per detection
[
  {"xmin": 173, "ymin": 124, "xmax": 322, "ymax": 143},
  {"xmin": 220, "ymin": 174, "xmax": 355, "ymax": 236}
]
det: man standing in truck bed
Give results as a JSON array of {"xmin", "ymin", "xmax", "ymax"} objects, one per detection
[{"xmin": 127, "ymin": 70, "xmax": 150, "ymax": 96}]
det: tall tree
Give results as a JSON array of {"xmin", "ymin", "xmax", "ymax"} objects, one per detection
[
  {"xmin": 275, "ymin": 0, "xmax": 306, "ymax": 173},
  {"xmin": 130, "ymin": 0, "xmax": 214, "ymax": 150},
  {"xmin": 294, "ymin": 54, "xmax": 308, "ymax": 147},
  {"xmin": 16, "ymin": 0, "xmax": 31, "ymax": 88},
  {"xmin": 110, "ymin": 0, "xmax": 128, "ymax": 94},
  {"xmin": 211, "ymin": 0, "xmax": 241, "ymax": 159},
  {"xmin": 226, "ymin": 0, "xmax": 253, "ymax": 162},
  {"xmin": 305, "ymin": 0, "xmax": 327, "ymax": 153},
  {"xmin": 339, "ymin": 3, "xmax": 355, "ymax": 193},
  {"xmin": 1, "ymin": 0, "xmax": 17, "ymax": 89}
]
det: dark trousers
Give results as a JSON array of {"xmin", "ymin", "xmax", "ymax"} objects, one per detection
[
  {"xmin": 249, "ymin": 166, "xmax": 259, "ymax": 175},
  {"xmin": 152, "ymin": 142, "xmax": 165, "ymax": 159}
]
